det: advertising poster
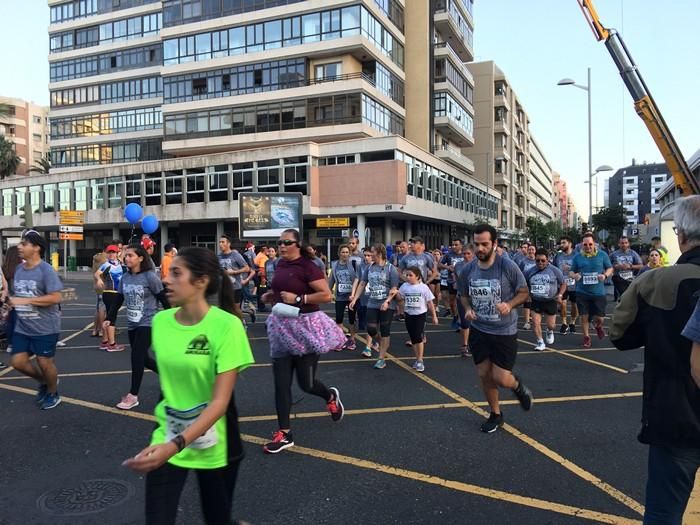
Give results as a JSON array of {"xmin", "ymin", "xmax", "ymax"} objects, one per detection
[{"xmin": 239, "ymin": 192, "xmax": 303, "ymax": 239}]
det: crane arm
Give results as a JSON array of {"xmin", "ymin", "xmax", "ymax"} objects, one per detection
[{"xmin": 577, "ymin": 0, "xmax": 699, "ymax": 196}]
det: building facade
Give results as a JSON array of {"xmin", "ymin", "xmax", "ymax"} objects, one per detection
[
  {"xmin": 0, "ymin": 0, "xmax": 497, "ymax": 259},
  {"xmin": 528, "ymin": 136, "xmax": 554, "ymax": 223},
  {"xmin": 0, "ymin": 97, "xmax": 50, "ymax": 175},
  {"xmin": 552, "ymin": 171, "xmax": 569, "ymax": 229},
  {"xmin": 606, "ymin": 160, "xmax": 669, "ymax": 225}
]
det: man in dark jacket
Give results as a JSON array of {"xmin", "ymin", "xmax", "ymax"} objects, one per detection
[{"xmin": 610, "ymin": 195, "xmax": 700, "ymax": 525}]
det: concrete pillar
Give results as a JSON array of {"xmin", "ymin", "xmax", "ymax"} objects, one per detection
[
  {"xmin": 160, "ymin": 222, "xmax": 169, "ymax": 259},
  {"xmin": 384, "ymin": 217, "xmax": 392, "ymax": 245},
  {"xmin": 216, "ymin": 221, "xmax": 225, "ymax": 244},
  {"xmin": 112, "ymin": 226, "xmax": 120, "ymax": 243},
  {"xmin": 406, "ymin": 220, "xmax": 413, "ymax": 241},
  {"xmin": 356, "ymin": 214, "xmax": 366, "ymax": 248}
]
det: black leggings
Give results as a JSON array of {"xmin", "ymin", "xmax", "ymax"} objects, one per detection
[
  {"xmin": 128, "ymin": 327, "xmax": 157, "ymax": 395},
  {"xmin": 366, "ymin": 308, "xmax": 394, "ymax": 338},
  {"xmin": 145, "ymin": 460, "xmax": 240, "ymax": 525},
  {"xmin": 335, "ymin": 300, "xmax": 356, "ymax": 325},
  {"xmin": 405, "ymin": 313, "xmax": 426, "ymax": 344},
  {"xmin": 273, "ymin": 353, "xmax": 331, "ymax": 429}
]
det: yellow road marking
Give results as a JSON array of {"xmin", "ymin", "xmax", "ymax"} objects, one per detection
[
  {"xmin": 386, "ymin": 353, "xmax": 645, "ymax": 516},
  {"xmin": 0, "ymin": 381, "xmax": 640, "ymax": 525},
  {"xmin": 241, "ymin": 433, "xmax": 640, "ymax": 525},
  {"xmin": 517, "ymin": 339, "xmax": 630, "ymax": 374}
]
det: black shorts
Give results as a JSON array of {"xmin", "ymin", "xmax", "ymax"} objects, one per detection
[
  {"xmin": 405, "ymin": 313, "xmax": 426, "ymax": 344},
  {"xmin": 366, "ymin": 308, "xmax": 394, "ymax": 337},
  {"xmin": 440, "ymin": 284, "xmax": 451, "ymax": 292},
  {"xmin": 439, "ymin": 285, "xmax": 457, "ymax": 295},
  {"xmin": 562, "ymin": 290, "xmax": 577, "ymax": 303},
  {"xmin": 335, "ymin": 300, "xmax": 356, "ymax": 325},
  {"xmin": 523, "ymin": 301, "xmax": 532, "ymax": 309},
  {"xmin": 102, "ymin": 292, "xmax": 119, "ymax": 313},
  {"xmin": 468, "ymin": 328, "xmax": 518, "ymax": 371},
  {"xmin": 530, "ymin": 299, "xmax": 558, "ymax": 316},
  {"xmin": 233, "ymin": 289, "xmax": 243, "ymax": 304},
  {"xmin": 576, "ymin": 295, "xmax": 607, "ymax": 318}
]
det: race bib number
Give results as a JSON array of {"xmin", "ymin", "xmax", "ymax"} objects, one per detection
[
  {"xmin": 337, "ymin": 283, "xmax": 352, "ymax": 293},
  {"xmin": 165, "ymin": 403, "xmax": 217, "ymax": 450},
  {"xmin": 404, "ymin": 294, "xmax": 422, "ymax": 307},
  {"xmin": 566, "ymin": 277, "xmax": 576, "ymax": 287},
  {"xmin": 469, "ymin": 279, "xmax": 500, "ymax": 322},
  {"xmin": 440, "ymin": 279, "xmax": 448, "ymax": 287},
  {"xmin": 127, "ymin": 308, "xmax": 143, "ymax": 323},
  {"xmin": 619, "ymin": 270, "xmax": 633, "ymax": 281},
  {"xmin": 370, "ymin": 287, "xmax": 387, "ymax": 300},
  {"xmin": 531, "ymin": 284, "xmax": 549, "ymax": 296},
  {"xmin": 582, "ymin": 273, "xmax": 599, "ymax": 285}
]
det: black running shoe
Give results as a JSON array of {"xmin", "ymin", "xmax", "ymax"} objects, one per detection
[
  {"xmin": 569, "ymin": 323, "xmax": 576, "ymax": 334},
  {"xmin": 559, "ymin": 323, "xmax": 569, "ymax": 335},
  {"xmin": 480, "ymin": 412, "xmax": 504, "ymax": 433},
  {"xmin": 263, "ymin": 430, "xmax": 294, "ymax": 454},
  {"xmin": 513, "ymin": 376, "xmax": 533, "ymax": 411}
]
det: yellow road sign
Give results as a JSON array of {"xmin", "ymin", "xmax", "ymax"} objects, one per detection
[{"xmin": 316, "ymin": 217, "xmax": 350, "ymax": 228}]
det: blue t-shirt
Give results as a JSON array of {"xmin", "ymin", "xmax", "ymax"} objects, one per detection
[
  {"xmin": 14, "ymin": 261, "xmax": 63, "ymax": 336},
  {"xmin": 457, "ymin": 255, "xmax": 527, "ymax": 336},
  {"xmin": 518, "ymin": 257, "xmax": 537, "ymax": 276},
  {"xmin": 610, "ymin": 249, "xmax": 642, "ymax": 281},
  {"xmin": 525, "ymin": 265, "xmax": 565, "ymax": 301},
  {"xmin": 356, "ymin": 261, "xmax": 372, "ymax": 306},
  {"xmin": 329, "ymin": 261, "xmax": 356, "ymax": 301},
  {"xmin": 570, "ymin": 251, "xmax": 612, "ymax": 297},
  {"xmin": 362, "ymin": 263, "xmax": 400, "ymax": 310},
  {"xmin": 440, "ymin": 251, "xmax": 462, "ymax": 285},
  {"xmin": 218, "ymin": 251, "xmax": 249, "ymax": 291},
  {"xmin": 682, "ymin": 298, "xmax": 700, "ymax": 343},
  {"xmin": 99, "ymin": 259, "xmax": 124, "ymax": 292},
  {"xmin": 399, "ymin": 253, "xmax": 435, "ymax": 283},
  {"xmin": 119, "ymin": 270, "xmax": 164, "ymax": 330},
  {"xmin": 554, "ymin": 251, "xmax": 577, "ymax": 291}
]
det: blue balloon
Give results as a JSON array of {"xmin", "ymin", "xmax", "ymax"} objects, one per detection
[
  {"xmin": 142, "ymin": 214, "xmax": 159, "ymax": 234},
  {"xmin": 386, "ymin": 244, "xmax": 393, "ymax": 260},
  {"xmin": 124, "ymin": 203, "xmax": 143, "ymax": 224}
]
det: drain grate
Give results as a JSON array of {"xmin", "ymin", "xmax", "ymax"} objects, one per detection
[{"xmin": 37, "ymin": 479, "xmax": 134, "ymax": 516}]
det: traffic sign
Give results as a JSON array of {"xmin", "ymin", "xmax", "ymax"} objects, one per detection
[
  {"xmin": 59, "ymin": 210, "xmax": 84, "ymax": 226},
  {"xmin": 597, "ymin": 229, "xmax": 609, "ymax": 241},
  {"xmin": 59, "ymin": 233, "xmax": 84, "ymax": 241},
  {"xmin": 352, "ymin": 229, "xmax": 359, "ymax": 238},
  {"xmin": 59, "ymin": 225, "xmax": 84, "ymax": 233},
  {"xmin": 316, "ymin": 217, "xmax": 350, "ymax": 228},
  {"xmin": 316, "ymin": 229, "xmax": 344, "ymax": 238}
]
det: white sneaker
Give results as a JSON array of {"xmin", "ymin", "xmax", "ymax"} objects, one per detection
[
  {"xmin": 534, "ymin": 340, "xmax": 546, "ymax": 351},
  {"xmin": 523, "ymin": 322, "xmax": 531, "ymax": 330},
  {"xmin": 56, "ymin": 341, "xmax": 66, "ymax": 347},
  {"xmin": 545, "ymin": 330, "xmax": 555, "ymax": 345},
  {"xmin": 116, "ymin": 393, "xmax": 139, "ymax": 410}
]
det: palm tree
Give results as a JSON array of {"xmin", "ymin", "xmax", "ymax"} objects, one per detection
[
  {"xmin": 0, "ymin": 103, "xmax": 10, "ymax": 119},
  {"xmin": 0, "ymin": 135, "xmax": 21, "ymax": 180},
  {"xmin": 29, "ymin": 154, "xmax": 51, "ymax": 174}
]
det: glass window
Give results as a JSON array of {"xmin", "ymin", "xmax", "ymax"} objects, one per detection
[
  {"xmin": 264, "ymin": 20, "xmax": 282, "ymax": 49},
  {"xmin": 74, "ymin": 181, "xmax": 88, "ymax": 211},
  {"xmin": 302, "ymin": 13, "xmax": 321, "ymax": 43},
  {"xmin": 58, "ymin": 182, "xmax": 73, "ymax": 211}
]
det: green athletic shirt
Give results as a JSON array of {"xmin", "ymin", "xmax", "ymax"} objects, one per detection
[{"xmin": 149, "ymin": 306, "xmax": 254, "ymax": 469}]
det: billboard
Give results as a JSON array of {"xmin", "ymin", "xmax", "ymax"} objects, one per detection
[{"xmin": 238, "ymin": 192, "xmax": 303, "ymax": 239}]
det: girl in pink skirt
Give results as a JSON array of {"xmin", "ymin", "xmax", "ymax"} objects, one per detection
[{"xmin": 261, "ymin": 229, "xmax": 346, "ymax": 454}]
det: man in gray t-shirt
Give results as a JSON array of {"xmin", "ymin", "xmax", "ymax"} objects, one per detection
[
  {"xmin": 218, "ymin": 235, "xmax": 250, "ymax": 291},
  {"xmin": 10, "ymin": 231, "xmax": 64, "ymax": 410},
  {"xmin": 457, "ymin": 225, "xmax": 532, "ymax": 434},
  {"xmin": 399, "ymin": 237, "xmax": 437, "ymax": 283}
]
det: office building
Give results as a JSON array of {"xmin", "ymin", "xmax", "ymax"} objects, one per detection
[
  {"xmin": 606, "ymin": 160, "xmax": 669, "ymax": 225},
  {"xmin": 552, "ymin": 172, "xmax": 569, "ymax": 229},
  {"xmin": 0, "ymin": 0, "xmax": 498, "ymax": 259},
  {"xmin": 0, "ymin": 97, "xmax": 50, "ymax": 175}
]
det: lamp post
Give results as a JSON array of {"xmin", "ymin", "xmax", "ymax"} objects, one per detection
[
  {"xmin": 558, "ymin": 68, "xmax": 595, "ymax": 222},
  {"xmin": 585, "ymin": 164, "xmax": 614, "ymax": 216}
]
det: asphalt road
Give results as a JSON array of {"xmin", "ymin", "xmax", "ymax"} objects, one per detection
[{"xmin": 0, "ymin": 280, "xmax": 649, "ymax": 525}]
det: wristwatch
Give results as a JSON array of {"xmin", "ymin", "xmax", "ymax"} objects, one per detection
[{"xmin": 295, "ymin": 295, "xmax": 302, "ymax": 304}]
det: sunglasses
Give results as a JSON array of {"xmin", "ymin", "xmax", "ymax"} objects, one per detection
[
  {"xmin": 535, "ymin": 258, "xmax": 548, "ymax": 263},
  {"xmin": 277, "ymin": 239, "xmax": 297, "ymax": 246}
]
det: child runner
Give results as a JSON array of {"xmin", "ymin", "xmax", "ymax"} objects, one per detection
[
  {"xmin": 95, "ymin": 244, "xmax": 125, "ymax": 352},
  {"xmin": 123, "ymin": 247, "xmax": 253, "ymax": 524},
  {"xmin": 351, "ymin": 247, "xmax": 376, "ymax": 358},
  {"xmin": 328, "ymin": 245, "xmax": 357, "ymax": 351},
  {"xmin": 104, "ymin": 243, "xmax": 170, "ymax": 410},
  {"xmin": 454, "ymin": 244, "xmax": 475, "ymax": 357},
  {"xmin": 397, "ymin": 267, "xmax": 438, "ymax": 372}
]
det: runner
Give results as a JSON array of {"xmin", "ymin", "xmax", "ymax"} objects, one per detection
[
  {"xmin": 610, "ymin": 236, "xmax": 643, "ymax": 300},
  {"xmin": 397, "ymin": 267, "xmax": 438, "ymax": 372},
  {"xmin": 94, "ymin": 244, "xmax": 125, "ymax": 352},
  {"xmin": 218, "ymin": 234, "xmax": 251, "ymax": 323},
  {"xmin": 328, "ymin": 245, "xmax": 357, "ymax": 351},
  {"xmin": 8, "ymin": 231, "xmax": 64, "ymax": 410},
  {"xmin": 637, "ymin": 248, "xmax": 663, "ymax": 276},
  {"xmin": 91, "ymin": 247, "xmax": 107, "ymax": 338},
  {"xmin": 518, "ymin": 245, "xmax": 537, "ymax": 330},
  {"xmin": 1, "ymin": 246, "xmax": 21, "ymax": 354},
  {"xmin": 264, "ymin": 247, "xmax": 278, "ymax": 287},
  {"xmin": 524, "ymin": 248, "xmax": 567, "ymax": 351},
  {"xmin": 440, "ymin": 239, "xmax": 463, "ymax": 329},
  {"xmin": 104, "ymin": 243, "xmax": 170, "ymax": 410},
  {"xmin": 569, "ymin": 232, "xmax": 613, "ymax": 348},
  {"xmin": 454, "ymin": 244, "xmax": 475, "ymax": 357},
  {"xmin": 350, "ymin": 243, "xmax": 401, "ymax": 369},
  {"xmin": 351, "ymin": 247, "xmax": 376, "ymax": 358},
  {"xmin": 160, "ymin": 243, "xmax": 176, "ymax": 282},
  {"xmin": 305, "ymin": 245, "xmax": 326, "ymax": 273},
  {"xmin": 431, "ymin": 248, "xmax": 447, "ymax": 314},
  {"xmin": 457, "ymin": 224, "xmax": 533, "ymax": 433},
  {"xmin": 399, "ymin": 237, "xmax": 438, "ymax": 285},
  {"xmin": 554, "ymin": 236, "xmax": 579, "ymax": 335},
  {"xmin": 123, "ymin": 247, "xmax": 254, "ymax": 524},
  {"xmin": 261, "ymin": 229, "xmax": 345, "ymax": 454},
  {"xmin": 650, "ymin": 236, "xmax": 670, "ymax": 266},
  {"xmin": 347, "ymin": 237, "xmax": 363, "ymax": 273},
  {"xmin": 511, "ymin": 242, "xmax": 529, "ymax": 266}
]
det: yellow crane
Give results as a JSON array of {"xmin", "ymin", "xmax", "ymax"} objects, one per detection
[{"xmin": 578, "ymin": 0, "xmax": 699, "ymax": 196}]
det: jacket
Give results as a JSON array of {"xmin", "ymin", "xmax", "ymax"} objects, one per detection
[{"xmin": 610, "ymin": 245, "xmax": 700, "ymax": 448}]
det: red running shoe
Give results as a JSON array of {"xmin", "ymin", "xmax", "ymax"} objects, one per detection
[{"xmin": 327, "ymin": 387, "xmax": 344, "ymax": 422}]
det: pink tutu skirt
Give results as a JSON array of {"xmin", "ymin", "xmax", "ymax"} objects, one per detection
[{"xmin": 266, "ymin": 310, "xmax": 346, "ymax": 357}]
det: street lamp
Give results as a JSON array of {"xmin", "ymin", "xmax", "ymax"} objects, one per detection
[
  {"xmin": 558, "ymin": 67, "xmax": 596, "ymax": 222},
  {"xmin": 585, "ymin": 164, "xmax": 614, "ymax": 214}
]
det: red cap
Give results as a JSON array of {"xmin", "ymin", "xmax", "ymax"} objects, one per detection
[
  {"xmin": 141, "ymin": 238, "xmax": 156, "ymax": 250},
  {"xmin": 105, "ymin": 244, "xmax": 119, "ymax": 253},
  {"xmin": 246, "ymin": 241, "xmax": 254, "ymax": 249}
]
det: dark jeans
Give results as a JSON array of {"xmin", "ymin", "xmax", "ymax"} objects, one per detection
[
  {"xmin": 127, "ymin": 327, "xmax": 156, "ymax": 395},
  {"xmin": 273, "ymin": 353, "xmax": 331, "ymax": 429},
  {"xmin": 145, "ymin": 460, "xmax": 240, "ymax": 525},
  {"xmin": 644, "ymin": 444, "xmax": 700, "ymax": 525}
]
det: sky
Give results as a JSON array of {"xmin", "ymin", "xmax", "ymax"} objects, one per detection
[{"xmin": 1, "ymin": 0, "xmax": 698, "ymax": 216}]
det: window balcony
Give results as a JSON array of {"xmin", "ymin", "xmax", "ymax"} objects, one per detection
[{"xmin": 434, "ymin": 0, "xmax": 474, "ymax": 62}]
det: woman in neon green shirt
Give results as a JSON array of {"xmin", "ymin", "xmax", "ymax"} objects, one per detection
[{"xmin": 123, "ymin": 247, "xmax": 254, "ymax": 525}]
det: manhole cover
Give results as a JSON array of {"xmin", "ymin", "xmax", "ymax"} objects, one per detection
[{"xmin": 37, "ymin": 479, "xmax": 134, "ymax": 516}]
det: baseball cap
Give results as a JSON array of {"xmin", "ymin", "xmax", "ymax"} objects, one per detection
[
  {"xmin": 105, "ymin": 244, "xmax": 119, "ymax": 253},
  {"xmin": 21, "ymin": 230, "xmax": 47, "ymax": 255},
  {"xmin": 409, "ymin": 236, "xmax": 424, "ymax": 244},
  {"xmin": 141, "ymin": 238, "xmax": 156, "ymax": 250}
]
